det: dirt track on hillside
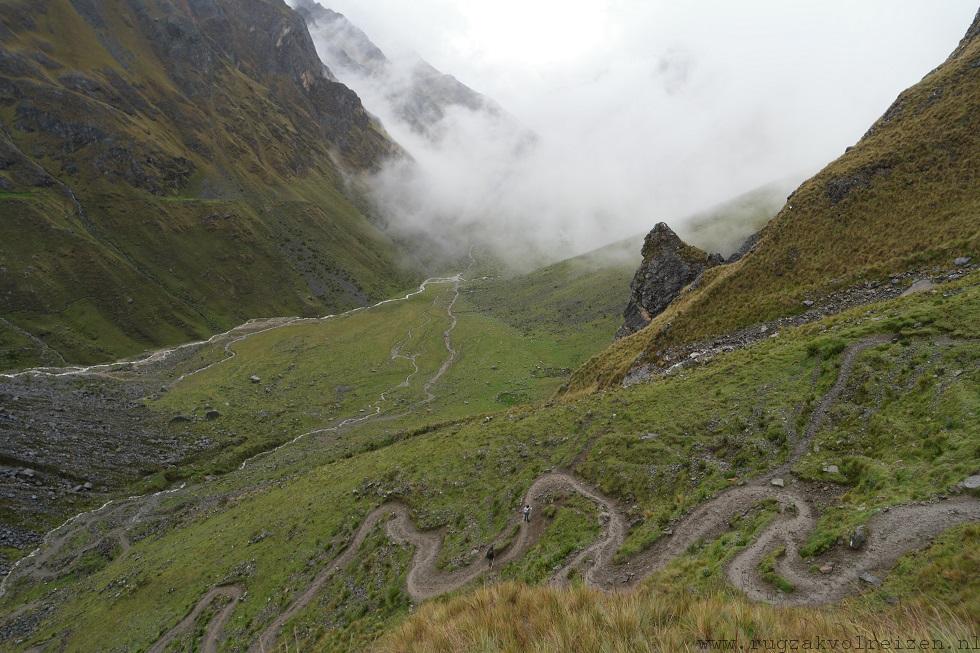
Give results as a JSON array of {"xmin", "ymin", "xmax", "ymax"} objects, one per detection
[
  {"xmin": 205, "ymin": 335, "xmax": 977, "ymax": 651},
  {"xmin": 14, "ymin": 327, "xmax": 980, "ymax": 652}
]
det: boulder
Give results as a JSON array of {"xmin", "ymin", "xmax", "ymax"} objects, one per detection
[
  {"xmin": 616, "ymin": 223, "xmax": 724, "ymax": 338},
  {"xmin": 849, "ymin": 525, "xmax": 867, "ymax": 550},
  {"xmin": 899, "ymin": 279, "xmax": 936, "ymax": 297},
  {"xmin": 858, "ymin": 571, "xmax": 881, "ymax": 586},
  {"xmin": 953, "ymin": 256, "xmax": 971, "ymax": 266},
  {"xmin": 962, "ymin": 474, "xmax": 980, "ymax": 491},
  {"xmin": 770, "ymin": 478, "xmax": 784, "ymax": 488}
]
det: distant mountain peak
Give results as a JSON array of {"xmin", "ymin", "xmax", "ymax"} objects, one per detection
[{"xmin": 294, "ymin": 0, "xmax": 509, "ymax": 139}]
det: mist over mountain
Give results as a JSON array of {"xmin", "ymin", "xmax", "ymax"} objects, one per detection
[{"xmin": 297, "ymin": 0, "xmax": 977, "ymax": 266}]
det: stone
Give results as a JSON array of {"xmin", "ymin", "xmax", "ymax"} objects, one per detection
[
  {"xmin": 953, "ymin": 256, "xmax": 971, "ymax": 266},
  {"xmin": 249, "ymin": 375, "xmax": 261, "ymax": 384},
  {"xmin": 822, "ymin": 464, "xmax": 840, "ymax": 474},
  {"xmin": 819, "ymin": 563, "xmax": 834, "ymax": 574},
  {"xmin": 962, "ymin": 474, "xmax": 980, "ymax": 490},
  {"xmin": 616, "ymin": 223, "xmax": 724, "ymax": 338},
  {"xmin": 83, "ymin": 481, "xmax": 93, "ymax": 490},
  {"xmin": 858, "ymin": 571, "xmax": 881, "ymax": 586},
  {"xmin": 802, "ymin": 300, "xmax": 815, "ymax": 307},
  {"xmin": 770, "ymin": 478, "xmax": 784, "ymax": 488},
  {"xmin": 899, "ymin": 279, "xmax": 936, "ymax": 297},
  {"xmin": 849, "ymin": 525, "xmax": 868, "ymax": 550},
  {"xmin": 204, "ymin": 409, "xmax": 220, "ymax": 420}
]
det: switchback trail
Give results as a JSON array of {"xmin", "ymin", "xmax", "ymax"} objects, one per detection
[{"xmin": 167, "ymin": 334, "xmax": 979, "ymax": 652}]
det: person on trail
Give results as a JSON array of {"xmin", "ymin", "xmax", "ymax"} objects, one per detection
[
  {"xmin": 486, "ymin": 546, "xmax": 495, "ymax": 569},
  {"xmin": 522, "ymin": 503, "xmax": 532, "ymax": 523}
]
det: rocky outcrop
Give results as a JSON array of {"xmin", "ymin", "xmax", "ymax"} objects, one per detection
[{"xmin": 616, "ymin": 223, "xmax": 723, "ymax": 338}]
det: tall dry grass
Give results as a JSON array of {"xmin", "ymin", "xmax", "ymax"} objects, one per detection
[{"xmin": 374, "ymin": 582, "xmax": 975, "ymax": 653}]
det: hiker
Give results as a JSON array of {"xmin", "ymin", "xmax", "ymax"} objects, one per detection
[
  {"xmin": 486, "ymin": 546, "xmax": 495, "ymax": 569},
  {"xmin": 522, "ymin": 503, "xmax": 532, "ymax": 523}
]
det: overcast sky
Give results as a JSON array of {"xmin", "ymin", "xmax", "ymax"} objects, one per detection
[{"xmin": 305, "ymin": 1, "xmax": 977, "ymax": 260}]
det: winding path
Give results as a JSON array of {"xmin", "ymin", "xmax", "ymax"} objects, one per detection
[
  {"xmin": 0, "ymin": 273, "xmax": 466, "ymax": 599},
  {"xmin": 154, "ymin": 334, "xmax": 980, "ymax": 652}
]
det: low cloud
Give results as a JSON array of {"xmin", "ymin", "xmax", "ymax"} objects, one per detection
[{"xmin": 296, "ymin": 1, "xmax": 977, "ymax": 266}]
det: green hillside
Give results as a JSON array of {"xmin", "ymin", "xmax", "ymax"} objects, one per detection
[
  {"xmin": 1, "ymin": 259, "xmax": 976, "ymax": 652},
  {"xmin": 0, "ymin": 6, "xmax": 977, "ymax": 653},
  {"xmin": 465, "ymin": 180, "xmax": 791, "ymax": 356},
  {"xmin": 566, "ymin": 12, "xmax": 980, "ymax": 394},
  {"xmin": 0, "ymin": 0, "xmax": 417, "ymax": 371}
]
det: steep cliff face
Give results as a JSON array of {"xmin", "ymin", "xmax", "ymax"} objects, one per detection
[
  {"xmin": 0, "ymin": 0, "xmax": 416, "ymax": 370},
  {"xmin": 616, "ymin": 223, "xmax": 723, "ymax": 338},
  {"xmin": 295, "ymin": 0, "xmax": 513, "ymax": 140}
]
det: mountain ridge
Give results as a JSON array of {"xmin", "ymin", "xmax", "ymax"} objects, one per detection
[{"xmin": 0, "ymin": 0, "xmax": 419, "ymax": 371}]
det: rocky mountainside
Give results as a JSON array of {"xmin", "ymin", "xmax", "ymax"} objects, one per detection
[
  {"xmin": 616, "ymin": 223, "xmax": 723, "ymax": 338},
  {"xmin": 0, "ymin": 0, "xmax": 417, "ymax": 371},
  {"xmin": 294, "ymin": 0, "xmax": 514, "ymax": 140},
  {"xmin": 567, "ymin": 7, "xmax": 980, "ymax": 394}
]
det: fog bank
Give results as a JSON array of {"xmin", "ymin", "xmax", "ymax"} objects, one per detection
[{"xmin": 295, "ymin": 1, "xmax": 977, "ymax": 265}]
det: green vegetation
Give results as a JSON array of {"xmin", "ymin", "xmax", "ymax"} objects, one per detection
[
  {"xmin": 678, "ymin": 178, "xmax": 800, "ymax": 257},
  {"xmin": 2, "ymin": 266, "xmax": 975, "ymax": 651},
  {"xmin": 759, "ymin": 545, "xmax": 795, "ymax": 594},
  {"xmin": 501, "ymin": 496, "xmax": 602, "ymax": 584},
  {"xmin": 0, "ymin": 0, "xmax": 417, "ymax": 371},
  {"xmin": 1, "ymin": 9, "xmax": 978, "ymax": 653}
]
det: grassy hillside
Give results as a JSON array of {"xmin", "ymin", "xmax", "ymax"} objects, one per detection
[
  {"xmin": 678, "ymin": 177, "xmax": 800, "ymax": 258},
  {"xmin": 465, "ymin": 180, "xmax": 791, "ymax": 354},
  {"xmin": 566, "ymin": 11, "xmax": 980, "ymax": 394},
  {"xmin": 466, "ymin": 238, "xmax": 640, "ymax": 351},
  {"xmin": 0, "ymin": 0, "xmax": 417, "ymax": 371},
  {"xmin": 1, "ymin": 265, "xmax": 975, "ymax": 651}
]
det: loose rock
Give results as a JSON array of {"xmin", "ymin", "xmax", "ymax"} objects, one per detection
[{"xmin": 849, "ymin": 525, "xmax": 868, "ymax": 550}]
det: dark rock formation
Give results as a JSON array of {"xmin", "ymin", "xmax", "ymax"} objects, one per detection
[{"xmin": 616, "ymin": 223, "xmax": 723, "ymax": 339}]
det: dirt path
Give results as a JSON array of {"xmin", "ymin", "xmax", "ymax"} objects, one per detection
[
  {"xmin": 147, "ymin": 585, "xmax": 243, "ymax": 653},
  {"xmin": 1, "ymin": 273, "xmax": 468, "ymax": 597},
  {"xmin": 20, "ymin": 328, "xmax": 980, "ymax": 652},
  {"xmin": 224, "ymin": 335, "xmax": 978, "ymax": 651}
]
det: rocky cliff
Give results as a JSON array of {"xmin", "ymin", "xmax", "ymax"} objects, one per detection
[
  {"xmin": 0, "ymin": 0, "xmax": 417, "ymax": 370},
  {"xmin": 616, "ymin": 223, "xmax": 723, "ymax": 338},
  {"xmin": 295, "ymin": 0, "xmax": 516, "ymax": 140}
]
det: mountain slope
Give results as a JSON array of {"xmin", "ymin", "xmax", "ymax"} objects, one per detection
[
  {"xmin": 0, "ymin": 0, "xmax": 417, "ymax": 371},
  {"xmin": 467, "ymin": 179, "xmax": 791, "ymax": 352},
  {"xmin": 566, "ymin": 10, "xmax": 980, "ymax": 393}
]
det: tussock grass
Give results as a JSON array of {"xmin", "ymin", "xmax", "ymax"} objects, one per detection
[{"xmin": 376, "ymin": 582, "xmax": 974, "ymax": 653}]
